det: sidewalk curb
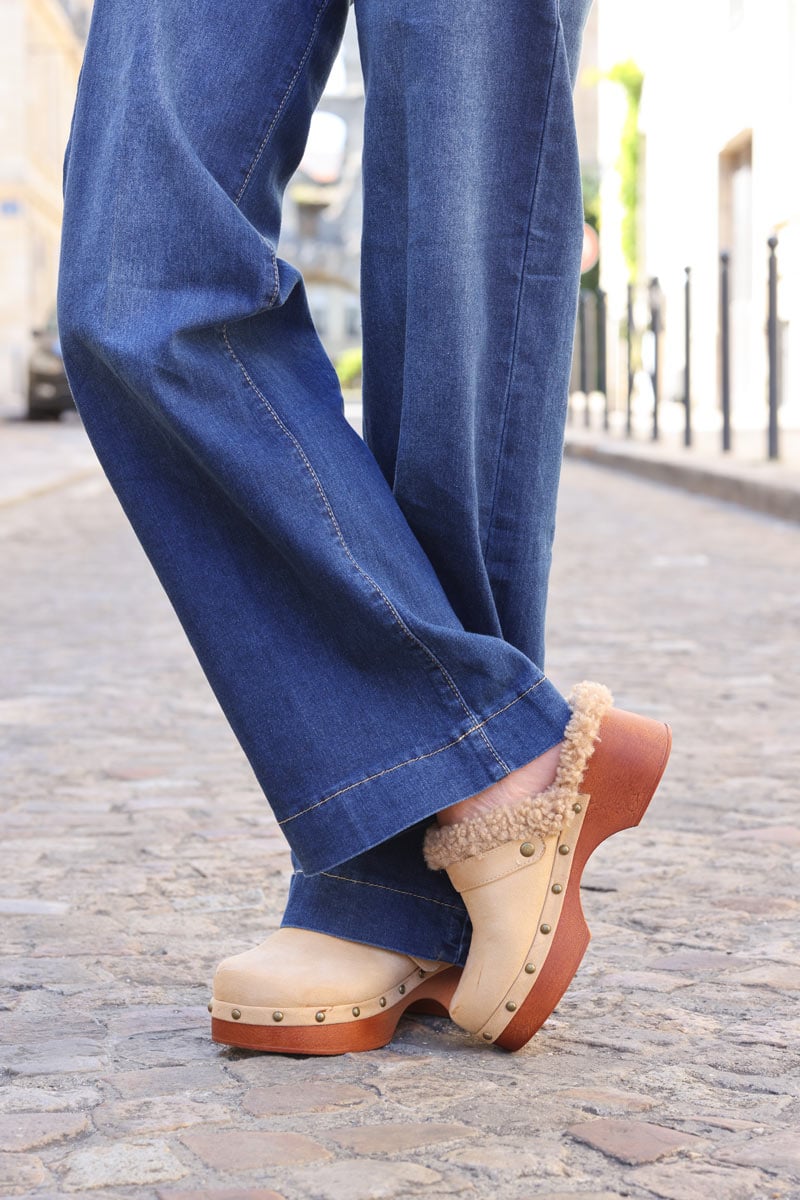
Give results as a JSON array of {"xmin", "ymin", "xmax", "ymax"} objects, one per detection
[
  {"xmin": 0, "ymin": 465, "xmax": 102, "ymax": 510},
  {"xmin": 564, "ymin": 438, "xmax": 800, "ymax": 525}
]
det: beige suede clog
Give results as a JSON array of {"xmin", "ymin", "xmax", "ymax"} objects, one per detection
[
  {"xmin": 423, "ymin": 681, "xmax": 672, "ymax": 1052},
  {"xmin": 209, "ymin": 927, "xmax": 461, "ymax": 1055}
]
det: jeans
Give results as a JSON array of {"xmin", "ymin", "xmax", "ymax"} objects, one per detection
[{"xmin": 57, "ymin": 0, "xmax": 594, "ymax": 967}]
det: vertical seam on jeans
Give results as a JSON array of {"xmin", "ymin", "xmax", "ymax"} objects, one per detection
[
  {"xmin": 220, "ymin": 323, "xmax": 510, "ymax": 774},
  {"xmin": 481, "ymin": 24, "xmax": 560, "ymax": 569},
  {"xmin": 233, "ymin": 0, "xmax": 334, "ymax": 308}
]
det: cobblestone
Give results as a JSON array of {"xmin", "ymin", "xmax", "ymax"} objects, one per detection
[
  {"xmin": 0, "ymin": 1150, "xmax": 49, "ymax": 1193},
  {"xmin": 241, "ymin": 1082, "xmax": 373, "ymax": 1116},
  {"xmin": 179, "ymin": 1130, "xmax": 332, "ymax": 1170},
  {"xmin": 325, "ymin": 1122, "xmax": 476, "ymax": 1155},
  {"xmin": 157, "ymin": 1191, "xmax": 285, "ymax": 1200},
  {"xmin": 59, "ymin": 1140, "xmax": 190, "ymax": 1190},
  {"xmin": 1, "ymin": 438, "xmax": 799, "ymax": 1199},
  {"xmin": 622, "ymin": 1166, "xmax": 772, "ymax": 1200},
  {"xmin": 0, "ymin": 1109, "xmax": 90, "ymax": 1151},
  {"xmin": 285, "ymin": 1160, "xmax": 449, "ymax": 1199},
  {"xmin": 566, "ymin": 1117, "xmax": 711, "ymax": 1164}
]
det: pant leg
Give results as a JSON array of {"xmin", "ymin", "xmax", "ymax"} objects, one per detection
[
  {"xmin": 57, "ymin": 0, "xmax": 572, "ymax": 963},
  {"xmin": 284, "ymin": 0, "xmax": 596, "ymax": 964},
  {"xmin": 357, "ymin": 0, "xmax": 592, "ymax": 669}
]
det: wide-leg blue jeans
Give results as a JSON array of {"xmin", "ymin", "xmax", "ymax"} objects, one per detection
[{"xmin": 57, "ymin": 0, "xmax": 594, "ymax": 967}]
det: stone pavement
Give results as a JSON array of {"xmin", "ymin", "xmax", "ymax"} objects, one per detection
[
  {"xmin": 0, "ymin": 410, "xmax": 99, "ymax": 509},
  {"xmin": 1, "ymin": 429, "xmax": 799, "ymax": 1199}
]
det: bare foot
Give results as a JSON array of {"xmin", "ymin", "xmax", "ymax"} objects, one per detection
[{"xmin": 437, "ymin": 740, "xmax": 564, "ymax": 827}]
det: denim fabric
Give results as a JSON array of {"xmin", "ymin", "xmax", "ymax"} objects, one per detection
[{"xmin": 58, "ymin": 0, "xmax": 593, "ymax": 965}]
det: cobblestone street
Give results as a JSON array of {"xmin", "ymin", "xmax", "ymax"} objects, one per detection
[{"xmin": 1, "ymin": 437, "xmax": 799, "ymax": 1199}]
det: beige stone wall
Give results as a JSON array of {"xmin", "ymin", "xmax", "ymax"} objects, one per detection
[{"xmin": 0, "ymin": 0, "xmax": 83, "ymax": 403}]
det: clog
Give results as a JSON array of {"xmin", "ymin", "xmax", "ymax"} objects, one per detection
[{"xmin": 423, "ymin": 681, "xmax": 672, "ymax": 1051}]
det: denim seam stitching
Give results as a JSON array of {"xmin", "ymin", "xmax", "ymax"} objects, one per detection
[
  {"xmin": 234, "ymin": 0, "xmax": 330, "ymax": 211},
  {"xmin": 480, "ymin": 24, "xmax": 559, "ymax": 567},
  {"xmin": 234, "ymin": 0, "xmax": 334, "ymax": 308},
  {"xmin": 315, "ymin": 872, "xmax": 465, "ymax": 912},
  {"xmin": 278, "ymin": 675, "xmax": 547, "ymax": 827},
  {"xmin": 220, "ymin": 324, "xmax": 510, "ymax": 775}
]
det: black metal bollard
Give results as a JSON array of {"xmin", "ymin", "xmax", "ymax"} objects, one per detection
[
  {"xmin": 767, "ymin": 236, "xmax": 780, "ymax": 460},
  {"xmin": 683, "ymin": 267, "xmax": 692, "ymax": 447},
  {"xmin": 648, "ymin": 276, "xmax": 662, "ymax": 441},
  {"xmin": 597, "ymin": 288, "xmax": 608, "ymax": 431},
  {"xmin": 720, "ymin": 251, "xmax": 731, "ymax": 452},
  {"xmin": 579, "ymin": 289, "xmax": 590, "ymax": 426},
  {"xmin": 626, "ymin": 282, "xmax": 634, "ymax": 437}
]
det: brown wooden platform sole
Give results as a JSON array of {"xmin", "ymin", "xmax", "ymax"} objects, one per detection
[
  {"xmin": 211, "ymin": 965, "xmax": 461, "ymax": 1055},
  {"xmin": 495, "ymin": 707, "xmax": 672, "ymax": 1052}
]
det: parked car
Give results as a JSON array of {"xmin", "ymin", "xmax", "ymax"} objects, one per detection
[{"xmin": 27, "ymin": 309, "xmax": 74, "ymax": 420}]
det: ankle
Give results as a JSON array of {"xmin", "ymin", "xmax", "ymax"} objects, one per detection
[{"xmin": 437, "ymin": 740, "xmax": 564, "ymax": 827}]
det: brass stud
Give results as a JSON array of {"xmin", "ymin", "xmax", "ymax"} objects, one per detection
[
  {"xmin": 352, "ymin": 1007, "xmax": 360, "ymax": 1017},
  {"xmin": 540, "ymin": 923, "xmax": 551, "ymax": 935},
  {"xmin": 231, "ymin": 1009, "xmax": 242, "ymax": 1021},
  {"xmin": 418, "ymin": 969, "xmax": 426, "ymax": 978},
  {"xmin": 315, "ymin": 1011, "xmax": 326, "ymax": 1023},
  {"xmin": 552, "ymin": 883, "xmax": 563, "ymax": 894},
  {"xmin": 520, "ymin": 841, "xmax": 536, "ymax": 857},
  {"xmin": 572, "ymin": 802, "xmax": 582, "ymax": 813},
  {"xmin": 483, "ymin": 1032, "xmax": 493, "ymax": 1040},
  {"xmin": 506, "ymin": 1001, "xmax": 517, "ymax": 1012},
  {"xmin": 399, "ymin": 984, "xmax": 406, "ymax": 995},
  {"xmin": 207, "ymin": 1002, "xmax": 213, "ymax": 1013},
  {"xmin": 558, "ymin": 844, "xmax": 570, "ymax": 855},
  {"xmin": 272, "ymin": 1011, "xmax": 284, "ymax": 1023},
  {"xmin": 379, "ymin": 997, "xmax": 387, "ymax": 1008},
  {"xmin": 525, "ymin": 963, "xmax": 536, "ymax": 974}
]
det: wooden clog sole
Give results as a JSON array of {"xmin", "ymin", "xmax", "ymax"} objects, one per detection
[
  {"xmin": 211, "ymin": 964, "xmax": 461, "ymax": 1055},
  {"xmin": 495, "ymin": 708, "xmax": 673, "ymax": 1052}
]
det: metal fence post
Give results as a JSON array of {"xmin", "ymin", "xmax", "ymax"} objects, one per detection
[
  {"xmin": 579, "ymin": 289, "xmax": 590, "ymax": 426},
  {"xmin": 720, "ymin": 250, "xmax": 731, "ymax": 452},
  {"xmin": 683, "ymin": 266, "xmax": 692, "ymax": 447},
  {"xmin": 597, "ymin": 288, "xmax": 608, "ymax": 430},
  {"xmin": 626, "ymin": 282, "xmax": 634, "ymax": 437},
  {"xmin": 767, "ymin": 235, "xmax": 780, "ymax": 460},
  {"xmin": 648, "ymin": 276, "xmax": 661, "ymax": 441}
]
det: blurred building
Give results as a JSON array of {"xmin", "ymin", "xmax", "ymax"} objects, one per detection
[
  {"xmin": 574, "ymin": 3, "xmax": 601, "ymax": 193},
  {"xmin": 279, "ymin": 13, "xmax": 365, "ymax": 369},
  {"xmin": 581, "ymin": 0, "xmax": 799, "ymax": 438},
  {"xmin": 0, "ymin": 2, "xmax": 363, "ymax": 409},
  {"xmin": 0, "ymin": 0, "xmax": 85, "ymax": 403}
]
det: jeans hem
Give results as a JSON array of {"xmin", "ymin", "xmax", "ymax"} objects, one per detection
[
  {"xmin": 281, "ymin": 870, "xmax": 471, "ymax": 966},
  {"xmin": 283, "ymin": 672, "xmax": 571, "ymax": 876}
]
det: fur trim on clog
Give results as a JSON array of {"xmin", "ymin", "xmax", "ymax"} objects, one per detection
[{"xmin": 423, "ymin": 680, "xmax": 614, "ymax": 870}]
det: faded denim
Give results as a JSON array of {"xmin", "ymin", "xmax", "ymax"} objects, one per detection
[{"xmin": 58, "ymin": 0, "xmax": 594, "ymax": 966}]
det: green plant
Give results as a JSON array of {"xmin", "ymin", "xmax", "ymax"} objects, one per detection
[
  {"xmin": 586, "ymin": 59, "xmax": 644, "ymax": 282},
  {"xmin": 335, "ymin": 345, "xmax": 362, "ymax": 387}
]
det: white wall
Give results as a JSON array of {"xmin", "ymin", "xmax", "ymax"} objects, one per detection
[{"xmin": 595, "ymin": 0, "xmax": 799, "ymax": 435}]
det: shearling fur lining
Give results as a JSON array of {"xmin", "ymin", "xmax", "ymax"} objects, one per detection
[{"xmin": 423, "ymin": 680, "xmax": 614, "ymax": 870}]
